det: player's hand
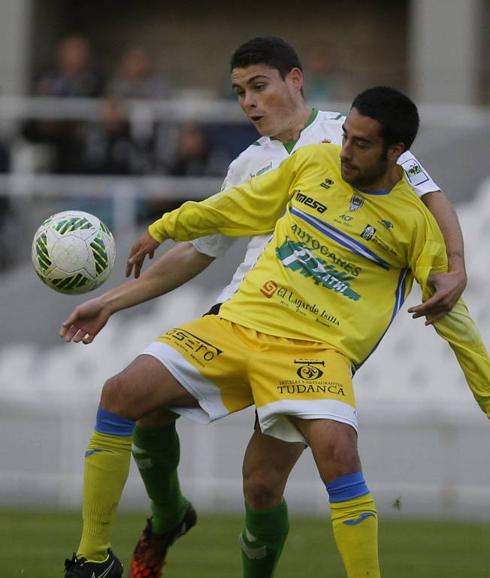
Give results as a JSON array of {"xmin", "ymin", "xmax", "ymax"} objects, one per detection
[
  {"xmin": 126, "ymin": 230, "xmax": 160, "ymax": 278},
  {"xmin": 59, "ymin": 298, "xmax": 111, "ymax": 344},
  {"xmin": 408, "ymin": 270, "xmax": 467, "ymax": 325}
]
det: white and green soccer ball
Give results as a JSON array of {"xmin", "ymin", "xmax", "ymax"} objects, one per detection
[{"xmin": 32, "ymin": 210, "xmax": 116, "ymax": 294}]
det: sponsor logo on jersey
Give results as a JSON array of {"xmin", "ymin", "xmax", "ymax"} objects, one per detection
[
  {"xmin": 320, "ymin": 178, "xmax": 334, "ymax": 190},
  {"xmin": 276, "ymin": 240, "xmax": 361, "ymax": 301},
  {"xmin": 253, "ymin": 161, "xmax": 273, "ymax": 178},
  {"xmin": 164, "ymin": 328, "xmax": 222, "ymax": 362},
  {"xmin": 360, "ymin": 225, "xmax": 398, "ymax": 256},
  {"xmin": 260, "ymin": 280, "xmax": 278, "ymax": 298},
  {"xmin": 294, "ymin": 190, "xmax": 328, "ymax": 214},
  {"xmin": 263, "ymin": 281, "xmax": 341, "ymax": 326},
  {"xmin": 291, "ymin": 223, "xmax": 362, "ymax": 277},
  {"xmin": 378, "ymin": 219, "xmax": 394, "ymax": 230},
  {"xmin": 349, "ymin": 194, "xmax": 364, "ymax": 212},
  {"xmin": 276, "ymin": 286, "xmax": 321, "ymax": 315},
  {"xmin": 294, "ymin": 359, "xmax": 325, "ymax": 379},
  {"xmin": 361, "ymin": 225, "xmax": 376, "ymax": 240},
  {"xmin": 401, "ymin": 159, "xmax": 429, "ymax": 187}
]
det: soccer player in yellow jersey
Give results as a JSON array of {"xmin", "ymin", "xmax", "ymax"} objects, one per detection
[
  {"xmin": 61, "ymin": 86, "xmax": 490, "ymax": 578},
  {"xmin": 122, "ymin": 38, "xmax": 468, "ymax": 578}
]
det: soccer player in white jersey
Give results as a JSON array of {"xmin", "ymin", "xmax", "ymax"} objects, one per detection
[
  {"xmin": 61, "ymin": 39, "xmax": 467, "ymax": 578},
  {"xmin": 61, "ymin": 85, "xmax": 489, "ymax": 578}
]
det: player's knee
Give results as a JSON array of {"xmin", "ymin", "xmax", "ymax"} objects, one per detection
[
  {"xmin": 243, "ymin": 470, "xmax": 284, "ymax": 510},
  {"xmin": 323, "ymin": 435, "xmax": 360, "ymax": 473},
  {"xmin": 100, "ymin": 373, "xmax": 134, "ymax": 419}
]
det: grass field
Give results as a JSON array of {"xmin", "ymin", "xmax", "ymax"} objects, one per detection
[{"xmin": 1, "ymin": 509, "xmax": 489, "ymax": 577}]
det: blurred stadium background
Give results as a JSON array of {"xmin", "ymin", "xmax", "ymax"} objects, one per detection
[{"xmin": 0, "ymin": 0, "xmax": 489, "ymax": 533}]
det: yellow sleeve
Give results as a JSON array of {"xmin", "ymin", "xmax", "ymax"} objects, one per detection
[
  {"xmin": 147, "ymin": 152, "xmax": 300, "ymax": 243},
  {"xmin": 434, "ymin": 300, "xmax": 490, "ymax": 418},
  {"xmin": 412, "ymin": 214, "xmax": 490, "ymax": 419}
]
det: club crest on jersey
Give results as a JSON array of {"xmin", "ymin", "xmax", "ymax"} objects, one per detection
[
  {"xmin": 360, "ymin": 225, "xmax": 376, "ymax": 240},
  {"xmin": 349, "ymin": 194, "xmax": 364, "ymax": 212}
]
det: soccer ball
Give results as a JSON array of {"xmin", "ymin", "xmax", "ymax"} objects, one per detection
[{"xmin": 32, "ymin": 210, "xmax": 116, "ymax": 294}]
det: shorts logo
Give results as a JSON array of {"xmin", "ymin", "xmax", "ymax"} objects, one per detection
[
  {"xmin": 261, "ymin": 280, "xmax": 278, "ymax": 298},
  {"xmin": 360, "ymin": 225, "xmax": 376, "ymax": 240},
  {"xmin": 165, "ymin": 328, "xmax": 222, "ymax": 362},
  {"xmin": 277, "ymin": 383, "xmax": 345, "ymax": 396},
  {"xmin": 294, "ymin": 359, "xmax": 325, "ymax": 380}
]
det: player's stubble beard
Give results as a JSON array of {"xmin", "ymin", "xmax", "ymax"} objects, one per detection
[{"xmin": 341, "ymin": 153, "xmax": 389, "ymax": 189}]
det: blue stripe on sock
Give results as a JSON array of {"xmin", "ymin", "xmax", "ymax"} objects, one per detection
[
  {"xmin": 85, "ymin": 448, "xmax": 104, "ymax": 457},
  {"xmin": 95, "ymin": 407, "xmax": 135, "ymax": 436},
  {"xmin": 343, "ymin": 512, "xmax": 376, "ymax": 525},
  {"xmin": 326, "ymin": 472, "xmax": 370, "ymax": 503}
]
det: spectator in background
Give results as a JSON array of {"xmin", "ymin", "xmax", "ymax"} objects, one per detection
[
  {"xmin": 167, "ymin": 125, "xmax": 214, "ymax": 177},
  {"xmin": 147, "ymin": 124, "xmax": 224, "ymax": 221},
  {"xmin": 36, "ymin": 34, "xmax": 103, "ymax": 98},
  {"xmin": 23, "ymin": 35, "xmax": 103, "ymax": 174},
  {"xmin": 82, "ymin": 97, "xmax": 149, "ymax": 175},
  {"xmin": 77, "ymin": 97, "xmax": 152, "ymax": 227},
  {"xmin": 303, "ymin": 43, "xmax": 344, "ymax": 104},
  {"xmin": 107, "ymin": 47, "xmax": 173, "ymax": 100}
]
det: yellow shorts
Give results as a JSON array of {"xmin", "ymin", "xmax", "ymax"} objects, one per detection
[{"xmin": 142, "ymin": 315, "xmax": 356, "ymax": 443}]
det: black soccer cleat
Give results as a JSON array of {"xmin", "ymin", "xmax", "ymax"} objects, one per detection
[
  {"xmin": 128, "ymin": 502, "xmax": 198, "ymax": 578},
  {"xmin": 64, "ymin": 549, "xmax": 123, "ymax": 578}
]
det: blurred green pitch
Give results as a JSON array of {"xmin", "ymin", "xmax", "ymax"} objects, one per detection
[{"xmin": 1, "ymin": 509, "xmax": 489, "ymax": 577}]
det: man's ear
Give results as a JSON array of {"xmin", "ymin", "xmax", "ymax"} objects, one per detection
[
  {"xmin": 287, "ymin": 67, "xmax": 304, "ymax": 91},
  {"xmin": 387, "ymin": 142, "xmax": 406, "ymax": 163}
]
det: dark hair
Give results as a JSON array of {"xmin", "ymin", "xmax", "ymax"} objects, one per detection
[
  {"xmin": 230, "ymin": 37, "xmax": 303, "ymax": 79},
  {"xmin": 351, "ymin": 86, "xmax": 420, "ymax": 151}
]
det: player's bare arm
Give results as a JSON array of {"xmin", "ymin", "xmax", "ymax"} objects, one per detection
[
  {"xmin": 409, "ymin": 190, "xmax": 467, "ymax": 324},
  {"xmin": 61, "ymin": 242, "xmax": 214, "ymax": 343}
]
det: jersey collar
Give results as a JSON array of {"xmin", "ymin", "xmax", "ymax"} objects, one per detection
[{"xmin": 272, "ymin": 108, "xmax": 319, "ymax": 154}]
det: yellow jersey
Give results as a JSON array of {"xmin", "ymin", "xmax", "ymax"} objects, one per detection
[{"xmin": 149, "ymin": 144, "xmax": 490, "ymax": 416}]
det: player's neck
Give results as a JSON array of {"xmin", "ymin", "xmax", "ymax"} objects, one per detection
[
  {"xmin": 357, "ymin": 166, "xmax": 403, "ymax": 194},
  {"xmin": 275, "ymin": 104, "xmax": 314, "ymax": 144}
]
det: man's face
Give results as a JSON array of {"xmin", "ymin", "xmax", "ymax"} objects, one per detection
[
  {"xmin": 340, "ymin": 108, "xmax": 393, "ymax": 188},
  {"xmin": 231, "ymin": 64, "xmax": 303, "ymax": 139}
]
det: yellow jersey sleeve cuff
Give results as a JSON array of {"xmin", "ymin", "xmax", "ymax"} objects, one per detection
[{"xmin": 148, "ymin": 219, "xmax": 167, "ymax": 243}]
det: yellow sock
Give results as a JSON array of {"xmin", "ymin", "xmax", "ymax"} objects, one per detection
[
  {"xmin": 77, "ymin": 430, "xmax": 132, "ymax": 561},
  {"xmin": 330, "ymin": 493, "xmax": 380, "ymax": 578}
]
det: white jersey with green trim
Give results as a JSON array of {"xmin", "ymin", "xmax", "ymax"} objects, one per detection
[{"xmin": 192, "ymin": 109, "xmax": 439, "ymax": 304}]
